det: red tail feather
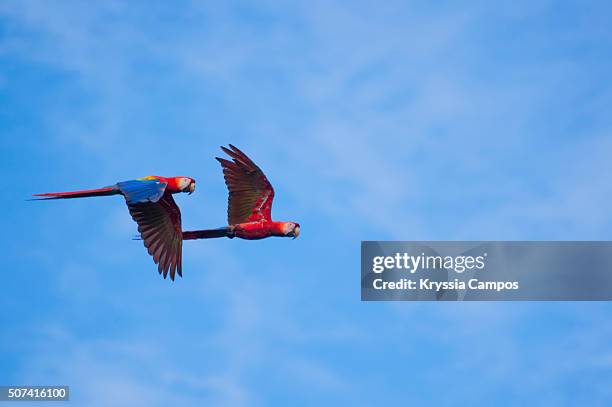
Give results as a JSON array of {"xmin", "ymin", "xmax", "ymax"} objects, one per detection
[
  {"xmin": 183, "ymin": 228, "xmax": 232, "ymax": 240},
  {"xmin": 32, "ymin": 186, "xmax": 119, "ymax": 200}
]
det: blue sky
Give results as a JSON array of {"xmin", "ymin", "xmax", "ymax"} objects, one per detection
[{"xmin": 2, "ymin": 1, "xmax": 612, "ymax": 405}]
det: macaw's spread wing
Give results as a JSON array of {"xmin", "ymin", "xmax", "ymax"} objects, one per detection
[
  {"xmin": 128, "ymin": 191, "xmax": 183, "ymax": 280},
  {"xmin": 117, "ymin": 179, "xmax": 167, "ymax": 204},
  {"xmin": 216, "ymin": 144, "xmax": 275, "ymax": 224}
]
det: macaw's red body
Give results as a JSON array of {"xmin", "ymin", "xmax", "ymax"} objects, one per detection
[
  {"xmin": 182, "ymin": 144, "xmax": 300, "ymax": 241},
  {"xmin": 33, "ymin": 175, "xmax": 196, "ymax": 280}
]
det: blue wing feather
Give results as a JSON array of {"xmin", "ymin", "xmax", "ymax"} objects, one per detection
[{"xmin": 117, "ymin": 180, "xmax": 167, "ymax": 204}]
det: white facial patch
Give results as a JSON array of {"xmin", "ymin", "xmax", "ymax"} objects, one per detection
[
  {"xmin": 179, "ymin": 177, "xmax": 191, "ymax": 190},
  {"xmin": 283, "ymin": 223, "xmax": 295, "ymax": 234}
]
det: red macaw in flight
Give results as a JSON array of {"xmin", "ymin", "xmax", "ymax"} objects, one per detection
[
  {"xmin": 182, "ymin": 144, "xmax": 300, "ymax": 241},
  {"xmin": 32, "ymin": 175, "xmax": 196, "ymax": 280}
]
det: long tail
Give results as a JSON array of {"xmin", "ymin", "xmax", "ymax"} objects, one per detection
[
  {"xmin": 31, "ymin": 186, "xmax": 120, "ymax": 200},
  {"xmin": 183, "ymin": 227, "xmax": 234, "ymax": 240}
]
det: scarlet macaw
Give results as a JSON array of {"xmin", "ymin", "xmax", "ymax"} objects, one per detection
[
  {"xmin": 182, "ymin": 145, "xmax": 300, "ymax": 241},
  {"xmin": 32, "ymin": 175, "xmax": 196, "ymax": 280}
]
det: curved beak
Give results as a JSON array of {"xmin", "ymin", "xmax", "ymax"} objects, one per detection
[
  {"xmin": 188, "ymin": 182, "xmax": 196, "ymax": 195},
  {"xmin": 292, "ymin": 226, "xmax": 300, "ymax": 239}
]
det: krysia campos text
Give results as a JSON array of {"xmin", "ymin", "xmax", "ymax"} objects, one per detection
[{"xmin": 372, "ymin": 278, "xmax": 519, "ymax": 292}]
